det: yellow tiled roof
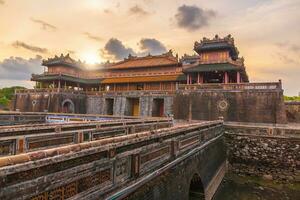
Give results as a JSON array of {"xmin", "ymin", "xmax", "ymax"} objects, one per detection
[{"xmin": 107, "ymin": 54, "xmax": 179, "ymax": 69}]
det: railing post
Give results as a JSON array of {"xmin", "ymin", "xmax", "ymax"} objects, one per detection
[
  {"xmin": 131, "ymin": 154, "xmax": 140, "ymax": 178},
  {"xmin": 171, "ymin": 140, "xmax": 179, "ymax": 158},
  {"xmin": 16, "ymin": 137, "xmax": 25, "ymax": 154}
]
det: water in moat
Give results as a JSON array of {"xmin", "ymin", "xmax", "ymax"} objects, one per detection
[{"xmin": 213, "ymin": 173, "xmax": 300, "ymax": 200}]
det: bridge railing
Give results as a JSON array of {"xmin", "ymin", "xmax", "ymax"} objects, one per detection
[
  {"xmin": 0, "ymin": 120, "xmax": 223, "ymax": 200},
  {"xmin": 0, "ymin": 111, "xmax": 170, "ymax": 125},
  {"xmin": 0, "ymin": 118, "xmax": 172, "ymax": 156},
  {"xmin": 178, "ymin": 81, "xmax": 282, "ymax": 90}
]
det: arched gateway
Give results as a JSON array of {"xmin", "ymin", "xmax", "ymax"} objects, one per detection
[
  {"xmin": 61, "ymin": 99, "xmax": 75, "ymax": 113},
  {"xmin": 189, "ymin": 173, "xmax": 205, "ymax": 200}
]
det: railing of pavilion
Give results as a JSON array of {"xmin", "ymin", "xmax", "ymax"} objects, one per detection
[
  {"xmin": 15, "ymin": 81, "xmax": 282, "ymax": 94},
  {"xmin": 15, "ymin": 88, "xmax": 87, "ymax": 94},
  {"xmin": 178, "ymin": 81, "xmax": 282, "ymax": 90}
]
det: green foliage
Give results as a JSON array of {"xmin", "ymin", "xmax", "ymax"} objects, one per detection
[
  {"xmin": 0, "ymin": 96, "xmax": 9, "ymax": 106},
  {"xmin": 0, "ymin": 86, "xmax": 26, "ymax": 109},
  {"xmin": 284, "ymin": 96, "xmax": 300, "ymax": 101}
]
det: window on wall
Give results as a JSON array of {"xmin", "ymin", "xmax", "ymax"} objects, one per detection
[
  {"xmin": 219, "ymin": 52, "xmax": 228, "ymax": 60},
  {"xmin": 202, "ymin": 54, "xmax": 209, "ymax": 61}
]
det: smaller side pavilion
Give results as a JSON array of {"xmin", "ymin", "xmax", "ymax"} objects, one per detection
[
  {"xmin": 31, "ymin": 54, "xmax": 101, "ymax": 91},
  {"xmin": 182, "ymin": 34, "xmax": 249, "ymax": 84}
]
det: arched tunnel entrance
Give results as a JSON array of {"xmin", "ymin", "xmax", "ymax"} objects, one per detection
[
  {"xmin": 62, "ymin": 99, "xmax": 75, "ymax": 113},
  {"xmin": 189, "ymin": 174, "xmax": 205, "ymax": 200}
]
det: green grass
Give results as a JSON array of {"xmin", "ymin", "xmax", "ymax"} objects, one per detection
[{"xmin": 284, "ymin": 96, "xmax": 300, "ymax": 101}]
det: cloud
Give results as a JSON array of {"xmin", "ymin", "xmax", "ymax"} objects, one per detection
[
  {"xmin": 101, "ymin": 38, "xmax": 135, "ymax": 60},
  {"xmin": 276, "ymin": 42, "xmax": 300, "ymax": 53},
  {"xmin": 128, "ymin": 5, "xmax": 150, "ymax": 16},
  {"xmin": 101, "ymin": 37, "xmax": 168, "ymax": 61},
  {"xmin": 83, "ymin": 32, "xmax": 103, "ymax": 42},
  {"xmin": 12, "ymin": 41, "xmax": 48, "ymax": 54},
  {"xmin": 31, "ymin": 18, "xmax": 57, "ymax": 31},
  {"xmin": 0, "ymin": 55, "xmax": 43, "ymax": 80},
  {"xmin": 139, "ymin": 38, "xmax": 167, "ymax": 55},
  {"xmin": 277, "ymin": 52, "xmax": 300, "ymax": 65},
  {"xmin": 174, "ymin": 5, "xmax": 216, "ymax": 31},
  {"xmin": 103, "ymin": 9, "xmax": 112, "ymax": 14}
]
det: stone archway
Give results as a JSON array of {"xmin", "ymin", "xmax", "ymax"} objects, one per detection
[
  {"xmin": 61, "ymin": 99, "xmax": 75, "ymax": 113},
  {"xmin": 189, "ymin": 173, "xmax": 205, "ymax": 200}
]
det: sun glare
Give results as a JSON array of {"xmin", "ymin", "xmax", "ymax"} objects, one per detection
[
  {"xmin": 81, "ymin": 52, "xmax": 101, "ymax": 64},
  {"xmin": 86, "ymin": 0, "xmax": 104, "ymax": 8}
]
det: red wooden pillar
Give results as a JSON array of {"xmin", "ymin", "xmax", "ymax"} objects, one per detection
[
  {"xmin": 224, "ymin": 72, "xmax": 229, "ymax": 84},
  {"xmin": 200, "ymin": 73, "xmax": 203, "ymax": 84},
  {"xmin": 237, "ymin": 71, "xmax": 241, "ymax": 83}
]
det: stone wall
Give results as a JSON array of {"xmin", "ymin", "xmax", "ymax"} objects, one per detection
[
  {"xmin": 86, "ymin": 91, "xmax": 173, "ymax": 117},
  {"xmin": 285, "ymin": 101, "xmax": 300, "ymax": 123},
  {"xmin": 13, "ymin": 92, "xmax": 86, "ymax": 113},
  {"xmin": 14, "ymin": 86, "xmax": 288, "ymax": 123},
  {"xmin": 225, "ymin": 124, "xmax": 300, "ymax": 182},
  {"xmin": 173, "ymin": 89, "xmax": 287, "ymax": 124}
]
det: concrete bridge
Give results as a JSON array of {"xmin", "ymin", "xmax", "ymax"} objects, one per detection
[{"xmin": 0, "ymin": 119, "xmax": 226, "ymax": 200}]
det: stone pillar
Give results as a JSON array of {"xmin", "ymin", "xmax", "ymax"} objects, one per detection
[{"xmin": 237, "ymin": 71, "xmax": 241, "ymax": 83}]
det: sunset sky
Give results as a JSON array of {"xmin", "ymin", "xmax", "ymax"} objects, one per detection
[{"xmin": 0, "ymin": 0, "xmax": 299, "ymax": 95}]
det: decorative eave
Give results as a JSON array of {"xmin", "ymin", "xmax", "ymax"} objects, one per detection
[
  {"xmin": 31, "ymin": 73, "xmax": 101, "ymax": 84},
  {"xmin": 183, "ymin": 63, "xmax": 244, "ymax": 72},
  {"xmin": 42, "ymin": 53, "xmax": 85, "ymax": 70},
  {"xmin": 194, "ymin": 34, "xmax": 239, "ymax": 60}
]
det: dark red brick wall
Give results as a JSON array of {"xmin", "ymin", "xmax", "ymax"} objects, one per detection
[{"xmin": 173, "ymin": 90, "xmax": 287, "ymax": 124}]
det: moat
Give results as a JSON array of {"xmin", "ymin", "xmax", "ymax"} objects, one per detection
[{"xmin": 214, "ymin": 174, "xmax": 300, "ymax": 200}]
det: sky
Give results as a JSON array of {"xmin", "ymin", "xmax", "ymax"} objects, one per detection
[{"xmin": 0, "ymin": 0, "xmax": 299, "ymax": 95}]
